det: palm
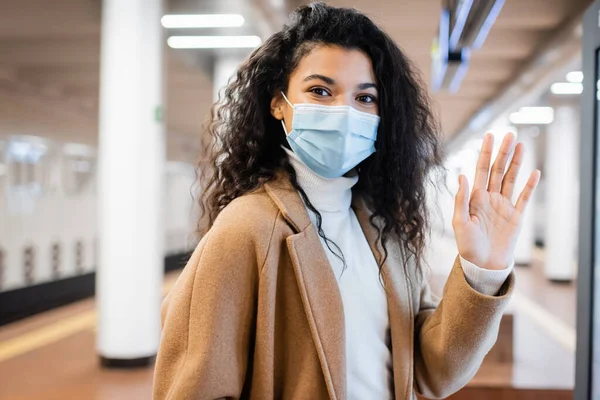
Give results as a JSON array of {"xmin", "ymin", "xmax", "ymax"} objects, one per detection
[{"xmin": 453, "ymin": 133, "xmax": 540, "ymax": 270}]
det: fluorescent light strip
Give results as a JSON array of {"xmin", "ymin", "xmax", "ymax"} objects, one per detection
[
  {"xmin": 63, "ymin": 143, "xmax": 95, "ymax": 157},
  {"xmin": 439, "ymin": 8, "xmax": 450, "ymax": 56},
  {"xmin": 551, "ymin": 82, "xmax": 583, "ymax": 95},
  {"xmin": 449, "ymin": 63, "xmax": 469, "ymax": 93},
  {"xmin": 431, "ymin": 9, "xmax": 451, "ymax": 91},
  {"xmin": 449, "ymin": 50, "xmax": 470, "ymax": 93},
  {"xmin": 566, "ymin": 71, "xmax": 583, "ymax": 83},
  {"xmin": 472, "ymin": 0, "xmax": 505, "ymax": 49},
  {"xmin": 167, "ymin": 35, "xmax": 261, "ymax": 49},
  {"xmin": 161, "ymin": 14, "xmax": 245, "ymax": 28},
  {"xmin": 449, "ymin": 0, "xmax": 474, "ymax": 49},
  {"xmin": 520, "ymin": 106, "xmax": 552, "ymax": 113},
  {"xmin": 509, "ymin": 106, "xmax": 554, "ymax": 125}
]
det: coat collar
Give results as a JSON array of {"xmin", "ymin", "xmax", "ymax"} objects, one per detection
[
  {"xmin": 262, "ymin": 172, "xmax": 374, "ymax": 237},
  {"xmin": 263, "ymin": 172, "xmax": 312, "ymax": 233},
  {"xmin": 263, "ymin": 173, "xmax": 414, "ymax": 400}
]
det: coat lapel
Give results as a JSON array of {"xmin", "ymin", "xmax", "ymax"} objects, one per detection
[
  {"xmin": 264, "ymin": 177, "xmax": 346, "ymax": 400},
  {"xmin": 352, "ymin": 196, "xmax": 414, "ymax": 400}
]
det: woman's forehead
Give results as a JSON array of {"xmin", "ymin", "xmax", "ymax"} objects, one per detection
[{"xmin": 290, "ymin": 45, "xmax": 376, "ymax": 85}]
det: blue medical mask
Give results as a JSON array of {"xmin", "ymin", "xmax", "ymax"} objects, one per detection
[{"xmin": 281, "ymin": 92, "xmax": 379, "ymax": 179}]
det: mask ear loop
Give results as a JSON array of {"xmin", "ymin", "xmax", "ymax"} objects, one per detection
[
  {"xmin": 281, "ymin": 91, "xmax": 294, "ymax": 107},
  {"xmin": 280, "ymin": 91, "xmax": 294, "ymax": 135}
]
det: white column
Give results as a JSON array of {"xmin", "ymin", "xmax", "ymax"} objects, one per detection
[
  {"xmin": 97, "ymin": 0, "xmax": 165, "ymax": 365},
  {"xmin": 544, "ymin": 103, "xmax": 579, "ymax": 281},
  {"xmin": 213, "ymin": 55, "xmax": 244, "ymax": 102},
  {"xmin": 512, "ymin": 129, "xmax": 537, "ymax": 265}
]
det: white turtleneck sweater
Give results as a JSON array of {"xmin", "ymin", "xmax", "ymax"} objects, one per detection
[{"xmin": 284, "ymin": 147, "xmax": 513, "ymax": 400}]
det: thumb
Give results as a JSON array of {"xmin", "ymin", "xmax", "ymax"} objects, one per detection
[{"xmin": 453, "ymin": 174, "xmax": 470, "ymax": 227}]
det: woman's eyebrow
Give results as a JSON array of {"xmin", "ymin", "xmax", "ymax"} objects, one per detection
[
  {"xmin": 302, "ymin": 75, "xmax": 377, "ymax": 91},
  {"xmin": 303, "ymin": 74, "xmax": 335, "ymax": 85},
  {"xmin": 358, "ymin": 82, "xmax": 377, "ymax": 90}
]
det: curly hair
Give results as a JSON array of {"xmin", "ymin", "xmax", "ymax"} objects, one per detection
[{"xmin": 196, "ymin": 2, "xmax": 446, "ymax": 279}]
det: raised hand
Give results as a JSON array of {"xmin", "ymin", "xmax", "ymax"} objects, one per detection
[{"xmin": 452, "ymin": 133, "xmax": 541, "ymax": 270}]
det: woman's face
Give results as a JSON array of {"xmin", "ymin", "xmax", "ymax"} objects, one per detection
[{"xmin": 271, "ymin": 44, "xmax": 379, "ymax": 134}]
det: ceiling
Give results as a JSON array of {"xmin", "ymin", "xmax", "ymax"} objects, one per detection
[
  {"xmin": 328, "ymin": 0, "xmax": 591, "ymax": 137},
  {"xmin": 0, "ymin": 0, "xmax": 592, "ymax": 161}
]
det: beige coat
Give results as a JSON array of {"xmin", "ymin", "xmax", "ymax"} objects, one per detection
[{"xmin": 153, "ymin": 174, "xmax": 514, "ymax": 400}]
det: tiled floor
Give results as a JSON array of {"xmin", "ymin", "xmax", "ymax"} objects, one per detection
[
  {"xmin": 0, "ymin": 236, "xmax": 578, "ymax": 399},
  {"xmin": 0, "ymin": 272, "xmax": 180, "ymax": 400},
  {"xmin": 0, "ymin": 330, "xmax": 155, "ymax": 400}
]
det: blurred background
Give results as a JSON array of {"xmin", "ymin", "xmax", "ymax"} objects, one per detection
[{"xmin": 0, "ymin": 0, "xmax": 597, "ymax": 399}]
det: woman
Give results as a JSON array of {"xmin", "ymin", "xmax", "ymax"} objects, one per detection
[{"xmin": 153, "ymin": 3, "xmax": 540, "ymax": 399}]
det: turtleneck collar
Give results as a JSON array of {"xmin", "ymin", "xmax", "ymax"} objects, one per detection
[{"xmin": 283, "ymin": 146, "xmax": 358, "ymax": 213}]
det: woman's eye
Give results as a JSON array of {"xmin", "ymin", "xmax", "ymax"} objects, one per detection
[
  {"xmin": 357, "ymin": 94, "xmax": 377, "ymax": 104},
  {"xmin": 310, "ymin": 87, "xmax": 331, "ymax": 97}
]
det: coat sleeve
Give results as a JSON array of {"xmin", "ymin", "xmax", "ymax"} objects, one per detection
[
  {"xmin": 413, "ymin": 254, "xmax": 514, "ymax": 399},
  {"xmin": 153, "ymin": 205, "xmax": 267, "ymax": 400}
]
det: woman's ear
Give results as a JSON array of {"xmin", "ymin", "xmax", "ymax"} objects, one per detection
[{"xmin": 270, "ymin": 94, "xmax": 285, "ymax": 120}]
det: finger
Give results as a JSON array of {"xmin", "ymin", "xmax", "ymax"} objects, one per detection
[
  {"xmin": 488, "ymin": 133, "xmax": 516, "ymax": 192},
  {"xmin": 515, "ymin": 170, "xmax": 541, "ymax": 214},
  {"xmin": 501, "ymin": 142, "xmax": 524, "ymax": 199},
  {"xmin": 473, "ymin": 133, "xmax": 494, "ymax": 192},
  {"xmin": 453, "ymin": 174, "xmax": 470, "ymax": 227}
]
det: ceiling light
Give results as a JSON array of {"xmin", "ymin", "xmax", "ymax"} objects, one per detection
[
  {"xmin": 7, "ymin": 140, "xmax": 48, "ymax": 163},
  {"xmin": 472, "ymin": 0, "xmax": 505, "ymax": 49},
  {"xmin": 551, "ymin": 82, "xmax": 583, "ymax": 95},
  {"xmin": 566, "ymin": 71, "xmax": 583, "ymax": 83},
  {"xmin": 509, "ymin": 106, "xmax": 554, "ymax": 125},
  {"xmin": 161, "ymin": 14, "xmax": 245, "ymax": 29},
  {"xmin": 448, "ymin": 0, "xmax": 505, "ymax": 50},
  {"xmin": 167, "ymin": 35, "xmax": 261, "ymax": 49},
  {"xmin": 431, "ymin": 9, "xmax": 471, "ymax": 93},
  {"xmin": 63, "ymin": 143, "xmax": 95, "ymax": 157}
]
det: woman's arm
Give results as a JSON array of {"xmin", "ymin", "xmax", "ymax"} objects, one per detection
[
  {"xmin": 153, "ymin": 198, "xmax": 272, "ymax": 400},
  {"xmin": 412, "ymin": 132, "xmax": 537, "ymax": 397},
  {"xmin": 413, "ymin": 255, "xmax": 514, "ymax": 399}
]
